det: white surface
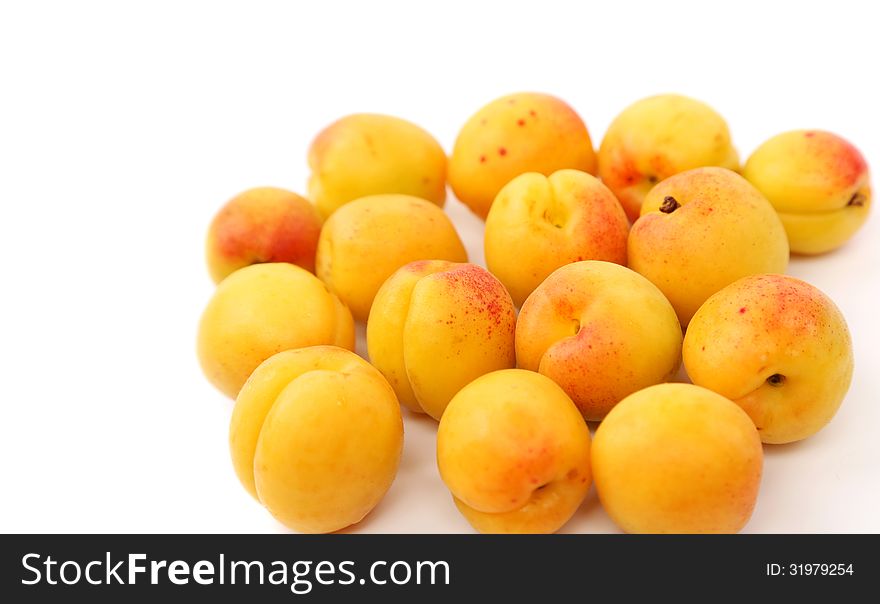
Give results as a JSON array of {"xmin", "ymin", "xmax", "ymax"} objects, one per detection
[{"xmin": 1, "ymin": 0, "xmax": 878, "ymax": 533}]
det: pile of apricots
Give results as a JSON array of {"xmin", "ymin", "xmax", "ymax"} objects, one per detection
[{"xmin": 198, "ymin": 92, "xmax": 870, "ymax": 534}]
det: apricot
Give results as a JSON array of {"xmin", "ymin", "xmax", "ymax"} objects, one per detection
[
  {"xmin": 308, "ymin": 114, "xmax": 446, "ymax": 218},
  {"xmin": 628, "ymin": 167, "xmax": 789, "ymax": 326},
  {"xmin": 516, "ymin": 261, "xmax": 682, "ymax": 420},
  {"xmin": 367, "ymin": 261, "xmax": 516, "ymax": 420},
  {"xmin": 316, "ymin": 194, "xmax": 467, "ymax": 321},
  {"xmin": 598, "ymin": 94, "xmax": 739, "ymax": 221},
  {"xmin": 743, "ymin": 130, "xmax": 871, "ymax": 254},
  {"xmin": 448, "ymin": 92, "xmax": 597, "ymax": 219},
  {"xmin": 592, "ymin": 383, "xmax": 763, "ymax": 534},
  {"xmin": 197, "ymin": 263, "xmax": 354, "ymax": 398},
  {"xmin": 485, "ymin": 169, "xmax": 629, "ymax": 306},
  {"xmin": 437, "ymin": 369, "xmax": 591, "ymax": 534},
  {"xmin": 230, "ymin": 346, "xmax": 403, "ymax": 533},
  {"xmin": 205, "ymin": 187, "xmax": 322, "ymax": 283},
  {"xmin": 683, "ymin": 274, "xmax": 853, "ymax": 444}
]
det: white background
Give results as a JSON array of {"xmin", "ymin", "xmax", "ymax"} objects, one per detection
[{"xmin": 1, "ymin": 0, "xmax": 878, "ymax": 533}]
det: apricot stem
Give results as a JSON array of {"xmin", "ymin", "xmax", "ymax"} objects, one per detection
[
  {"xmin": 660, "ymin": 196, "xmax": 681, "ymax": 213},
  {"xmin": 848, "ymin": 192, "xmax": 866, "ymax": 207},
  {"xmin": 767, "ymin": 373, "xmax": 786, "ymax": 387}
]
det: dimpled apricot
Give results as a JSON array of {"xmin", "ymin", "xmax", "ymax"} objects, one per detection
[
  {"xmin": 367, "ymin": 260, "xmax": 516, "ymax": 420},
  {"xmin": 516, "ymin": 261, "xmax": 682, "ymax": 420},
  {"xmin": 485, "ymin": 169, "xmax": 629, "ymax": 306},
  {"xmin": 230, "ymin": 346, "xmax": 403, "ymax": 533}
]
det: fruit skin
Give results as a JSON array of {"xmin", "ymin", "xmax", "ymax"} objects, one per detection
[
  {"xmin": 437, "ymin": 369, "xmax": 591, "ymax": 534},
  {"xmin": 628, "ymin": 167, "xmax": 789, "ymax": 326},
  {"xmin": 316, "ymin": 194, "xmax": 467, "ymax": 321},
  {"xmin": 448, "ymin": 92, "xmax": 597, "ymax": 219},
  {"xmin": 592, "ymin": 383, "xmax": 762, "ymax": 534},
  {"xmin": 598, "ymin": 94, "xmax": 739, "ymax": 221},
  {"xmin": 229, "ymin": 346, "xmax": 403, "ymax": 533},
  {"xmin": 743, "ymin": 130, "xmax": 872, "ymax": 254},
  {"xmin": 368, "ymin": 261, "xmax": 516, "ymax": 420},
  {"xmin": 683, "ymin": 274, "xmax": 853, "ymax": 444},
  {"xmin": 197, "ymin": 263, "xmax": 354, "ymax": 399},
  {"xmin": 308, "ymin": 113, "xmax": 447, "ymax": 218},
  {"xmin": 516, "ymin": 261, "xmax": 681, "ymax": 420},
  {"xmin": 205, "ymin": 187, "xmax": 323, "ymax": 283},
  {"xmin": 484, "ymin": 169, "xmax": 629, "ymax": 307}
]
